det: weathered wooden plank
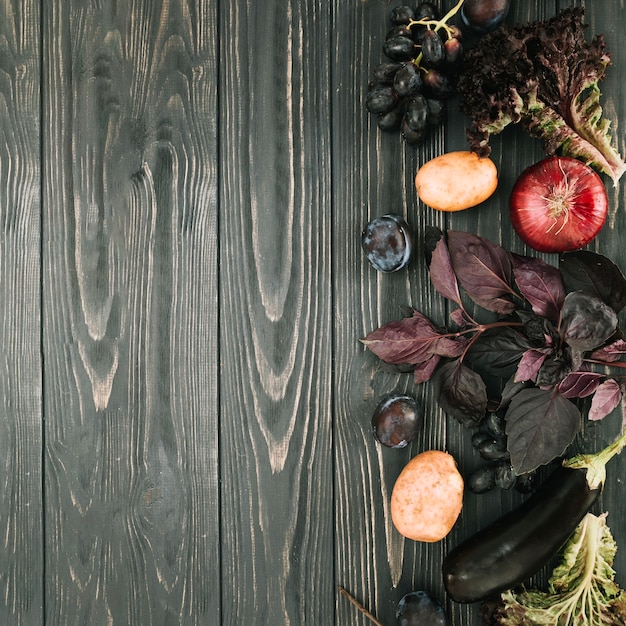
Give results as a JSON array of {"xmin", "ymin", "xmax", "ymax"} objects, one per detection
[
  {"xmin": 218, "ymin": 0, "xmax": 334, "ymax": 622},
  {"xmin": 331, "ymin": 2, "xmax": 449, "ymax": 623},
  {"xmin": 0, "ymin": 1, "xmax": 43, "ymax": 623},
  {"xmin": 41, "ymin": 1, "xmax": 219, "ymax": 623}
]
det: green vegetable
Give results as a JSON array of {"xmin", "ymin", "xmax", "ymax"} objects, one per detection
[
  {"xmin": 484, "ymin": 513, "xmax": 626, "ymax": 625},
  {"xmin": 455, "ymin": 8, "xmax": 626, "ymax": 186}
]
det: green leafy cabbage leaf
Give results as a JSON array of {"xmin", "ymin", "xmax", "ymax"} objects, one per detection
[
  {"xmin": 456, "ymin": 8, "xmax": 626, "ymax": 186},
  {"xmin": 485, "ymin": 513, "xmax": 626, "ymax": 625}
]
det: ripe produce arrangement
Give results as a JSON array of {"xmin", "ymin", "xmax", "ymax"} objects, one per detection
[{"xmin": 342, "ymin": 1, "xmax": 626, "ymax": 624}]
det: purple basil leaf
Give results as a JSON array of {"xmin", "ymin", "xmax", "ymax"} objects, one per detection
[
  {"xmin": 414, "ymin": 354, "xmax": 441, "ymax": 384},
  {"xmin": 514, "ymin": 349, "xmax": 549, "ymax": 383},
  {"xmin": 559, "ymin": 292, "xmax": 618, "ymax": 352},
  {"xmin": 361, "ymin": 311, "xmax": 465, "ymax": 367},
  {"xmin": 465, "ymin": 328, "xmax": 530, "ymax": 378},
  {"xmin": 588, "ymin": 379, "xmax": 622, "ymax": 421},
  {"xmin": 512, "ymin": 254, "xmax": 565, "ymax": 322},
  {"xmin": 505, "ymin": 388, "xmax": 581, "ymax": 474},
  {"xmin": 361, "ymin": 310, "xmax": 443, "ymax": 364},
  {"xmin": 497, "ymin": 376, "xmax": 532, "ymax": 412},
  {"xmin": 429, "ymin": 234, "xmax": 462, "ymax": 305},
  {"xmin": 591, "ymin": 338, "xmax": 626, "ymax": 363},
  {"xmin": 433, "ymin": 360, "xmax": 487, "ymax": 428},
  {"xmin": 447, "ymin": 231, "xmax": 516, "ymax": 315},
  {"xmin": 558, "ymin": 371, "xmax": 604, "ymax": 399},
  {"xmin": 449, "ymin": 307, "xmax": 468, "ymax": 328},
  {"xmin": 560, "ymin": 250, "xmax": 626, "ymax": 313}
]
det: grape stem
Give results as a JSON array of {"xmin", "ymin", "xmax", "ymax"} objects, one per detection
[
  {"xmin": 338, "ymin": 586, "xmax": 386, "ymax": 626},
  {"xmin": 408, "ymin": 0, "xmax": 466, "ymax": 67}
]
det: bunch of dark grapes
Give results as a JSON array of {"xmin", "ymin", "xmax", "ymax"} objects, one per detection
[
  {"xmin": 366, "ymin": 2, "xmax": 464, "ymax": 146},
  {"xmin": 467, "ymin": 412, "xmax": 537, "ymax": 495}
]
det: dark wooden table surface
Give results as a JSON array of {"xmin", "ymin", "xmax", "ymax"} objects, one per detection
[{"xmin": 1, "ymin": 0, "xmax": 625, "ymax": 624}]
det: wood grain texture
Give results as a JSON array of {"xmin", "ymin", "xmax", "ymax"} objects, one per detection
[
  {"xmin": 41, "ymin": 1, "xmax": 218, "ymax": 623},
  {"xmin": 332, "ymin": 2, "xmax": 449, "ymax": 623},
  {"xmin": 218, "ymin": 0, "xmax": 334, "ymax": 622},
  {"xmin": 0, "ymin": 0, "xmax": 43, "ymax": 623}
]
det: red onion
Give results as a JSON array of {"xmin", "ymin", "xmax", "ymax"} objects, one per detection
[{"xmin": 509, "ymin": 156, "xmax": 608, "ymax": 253}]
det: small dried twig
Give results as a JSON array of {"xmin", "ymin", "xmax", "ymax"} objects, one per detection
[{"xmin": 338, "ymin": 586, "xmax": 387, "ymax": 626}]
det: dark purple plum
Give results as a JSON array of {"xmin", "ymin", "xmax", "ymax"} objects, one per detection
[
  {"xmin": 396, "ymin": 591, "xmax": 448, "ymax": 626},
  {"xmin": 371, "ymin": 393, "xmax": 422, "ymax": 448},
  {"xmin": 361, "ymin": 215, "xmax": 413, "ymax": 272},
  {"xmin": 461, "ymin": 0, "xmax": 510, "ymax": 34}
]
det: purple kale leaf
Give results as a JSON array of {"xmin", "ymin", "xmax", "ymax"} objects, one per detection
[{"xmin": 455, "ymin": 7, "xmax": 625, "ymax": 184}]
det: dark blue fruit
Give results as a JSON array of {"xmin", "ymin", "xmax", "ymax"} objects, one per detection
[
  {"xmin": 396, "ymin": 591, "xmax": 448, "ymax": 626},
  {"xmin": 361, "ymin": 214, "xmax": 413, "ymax": 272},
  {"xmin": 461, "ymin": 0, "xmax": 510, "ymax": 34},
  {"xmin": 371, "ymin": 393, "xmax": 422, "ymax": 448}
]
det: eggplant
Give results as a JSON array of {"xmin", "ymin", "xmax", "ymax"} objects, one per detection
[{"xmin": 442, "ymin": 463, "xmax": 601, "ymax": 603}]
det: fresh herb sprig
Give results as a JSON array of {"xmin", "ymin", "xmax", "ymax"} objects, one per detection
[{"xmin": 361, "ymin": 228, "xmax": 626, "ymax": 474}]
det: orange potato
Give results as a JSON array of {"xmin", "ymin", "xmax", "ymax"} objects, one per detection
[
  {"xmin": 391, "ymin": 450, "xmax": 464, "ymax": 542},
  {"xmin": 415, "ymin": 151, "xmax": 498, "ymax": 212}
]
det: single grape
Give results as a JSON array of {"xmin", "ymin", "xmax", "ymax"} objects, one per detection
[
  {"xmin": 404, "ymin": 95, "xmax": 428, "ymax": 133},
  {"xmin": 377, "ymin": 105, "xmax": 404, "ymax": 132},
  {"xmin": 422, "ymin": 69, "xmax": 454, "ymax": 99},
  {"xmin": 468, "ymin": 465, "xmax": 496, "ymax": 494},
  {"xmin": 494, "ymin": 461, "xmax": 516, "ymax": 490},
  {"xmin": 444, "ymin": 37, "xmax": 463, "ymax": 66},
  {"xmin": 477, "ymin": 437, "xmax": 509, "ymax": 461},
  {"xmin": 425, "ymin": 98, "xmax": 445, "ymax": 126},
  {"xmin": 515, "ymin": 471, "xmax": 537, "ymax": 494},
  {"xmin": 483, "ymin": 412, "xmax": 505, "ymax": 439},
  {"xmin": 373, "ymin": 62, "xmax": 403, "ymax": 84},
  {"xmin": 361, "ymin": 214, "xmax": 413, "ymax": 273},
  {"xmin": 420, "ymin": 29, "xmax": 445, "ymax": 67},
  {"xmin": 393, "ymin": 62, "xmax": 422, "ymax": 97},
  {"xmin": 400, "ymin": 117, "xmax": 426, "ymax": 146},
  {"xmin": 383, "ymin": 36, "xmax": 417, "ymax": 62},
  {"xmin": 365, "ymin": 85, "xmax": 398, "ymax": 114},
  {"xmin": 396, "ymin": 591, "xmax": 448, "ymax": 626},
  {"xmin": 414, "ymin": 2, "xmax": 439, "ymax": 21},
  {"xmin": 471, "ymin": 430, "xmax": 491, "ymax": 450},
  {"xmin": 461, "ymin": 0, "xmax": 510, "ymax": 34},
  {"xmin": 389, "ymin": 5, "xmax": 415, "ymax": 26},
  {"xmin": 371, "ymin": 393, "xmax": 422, "ymax": 448}
]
